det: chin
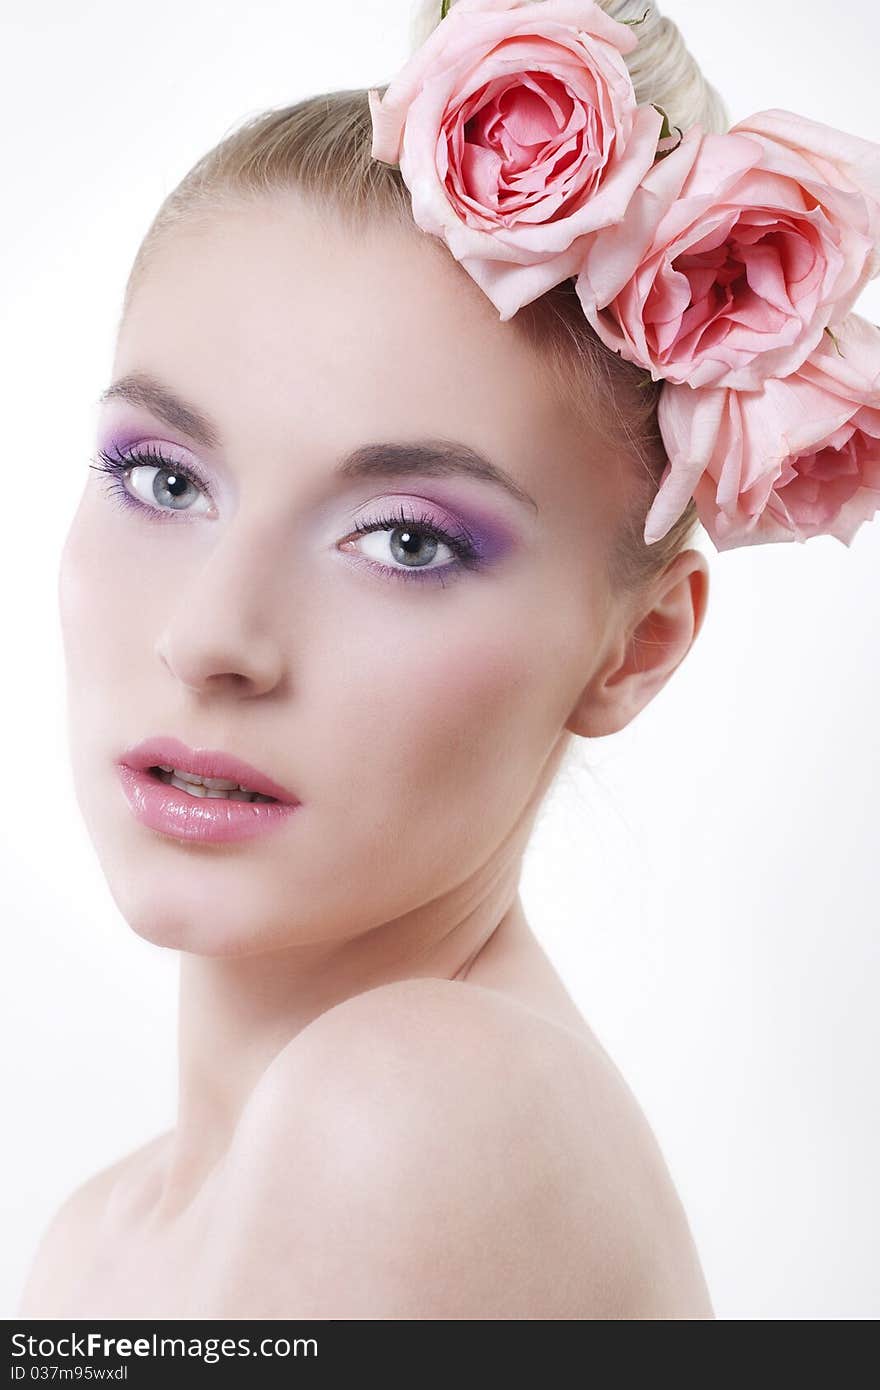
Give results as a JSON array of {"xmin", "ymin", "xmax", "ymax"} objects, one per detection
[{"xmin": 104, "ymin": 883, "xmax": 276, "ymax": 957}]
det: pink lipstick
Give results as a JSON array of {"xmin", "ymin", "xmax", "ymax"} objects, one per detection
[{"xmin": 116, "ymin": 736, "xmax": 301, "ymax": 844}]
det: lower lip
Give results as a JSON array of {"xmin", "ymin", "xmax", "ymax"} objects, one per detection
[{"xmin": 116, "ymin": 764, "xmax": 300, "ymax": 844}]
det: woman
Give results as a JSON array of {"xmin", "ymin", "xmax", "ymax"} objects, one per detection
[{"xmin": 17, "ymin": 0, "xmax": 878, "ymax": 1320}]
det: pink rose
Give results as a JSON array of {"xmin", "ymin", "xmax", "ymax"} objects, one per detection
[
  {"xmin": 644, "ymin": 313, "xmax": 880, "ymax": 550},
  {"xmin": 368, "ymin": 0, "xmax": 663, "ymax": 321},
  {"xmin": 576, "ymin": 110, "xmax": 880, "ymax": 389}
]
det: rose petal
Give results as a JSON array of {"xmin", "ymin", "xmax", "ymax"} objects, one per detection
[
  {"xmin": 648, "ymin": 313, "xmax": 880, "ymax": 548},
  {"xmin": 584, "ymin": 109, "xmax": 880, "ymax": 391},
  {"xmin": 369, "ymin": 0, "xmax": 663, "ymax": 317}
]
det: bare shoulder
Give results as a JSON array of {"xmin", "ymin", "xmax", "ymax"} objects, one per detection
[
  {"xmin": 16, "ymin": 1137, "xmax": 167, "ymax": 1318},
  {"xmin": 210, "ymin": 979, "xmax": 714, "ymax": 1319}
]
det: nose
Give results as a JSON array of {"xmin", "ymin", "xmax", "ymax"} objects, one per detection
[{"xmin": 154, "ymin": 525, "xmax": 287, "ymax": 698}]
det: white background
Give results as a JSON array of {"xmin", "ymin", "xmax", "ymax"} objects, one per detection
[{"xmin": 1, "ymin": 0, "xmax": 877, "ymax": 1320}]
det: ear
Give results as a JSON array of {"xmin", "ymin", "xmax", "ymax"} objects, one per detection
[{"xmin": 566, "ymin": 548, "xmax": 710, "ymax": 739}]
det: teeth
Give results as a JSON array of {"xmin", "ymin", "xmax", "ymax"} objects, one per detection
[
  {"xmin": 152, "ymin": 766, "xmax": 276, "ymax": 802},
  {"xmin": 169, "ymin": 767, "xmax": 240, "ymax": 790}
]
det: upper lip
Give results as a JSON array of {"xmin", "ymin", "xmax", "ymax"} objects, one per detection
[{"xmin": 119, "ymin": 736, "xmax": 300, "ymax": 804}]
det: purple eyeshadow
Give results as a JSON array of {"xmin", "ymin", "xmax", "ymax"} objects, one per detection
[
  {"xmin": 96, "ymin": 427, "xmax": 190, "ymax": 465},
  {"xmin": 93, "ymin": 423, "xmax": 522, "ymax": 579},
  {"xmin": 459, "ymin": 511, "xmax": 518, "ymax": 563},
  {"xmin": 377, "ymin": 490, "xmax": 519, "ymax": 565}
]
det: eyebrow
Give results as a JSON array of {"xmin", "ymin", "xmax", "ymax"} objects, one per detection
[{"xmin": 96, "ymin": 372, "xmax": 539, "ymax": 512}]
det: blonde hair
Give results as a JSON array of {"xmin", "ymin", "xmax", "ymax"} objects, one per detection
[{"xmin": 124, "ymin": 0, "xmax": 731, "ymax": 596}]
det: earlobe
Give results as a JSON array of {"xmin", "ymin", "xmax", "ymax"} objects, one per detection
[{"xmin": 566, "ymin": 550, "xmax": 710, "ymax": 740}]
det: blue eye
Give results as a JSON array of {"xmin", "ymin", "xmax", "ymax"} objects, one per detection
[
  {"xmin": 344, "ymin": 503, "xmax": 482, "ymax": 586},
  {"xmin": 90, "ymin": 447, "xmax": 484, "ymax": 587},
  {"xmin": 90, "ymin": 443, "xmax": 212, "ymax": 516}
]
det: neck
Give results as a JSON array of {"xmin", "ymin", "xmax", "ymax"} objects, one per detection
[{"xmin": 152, "ymin": 856, "xmax": 531, "ymax": 1224}]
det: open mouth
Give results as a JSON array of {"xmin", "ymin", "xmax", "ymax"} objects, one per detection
[{"xmin": 147, "ymin": 765, "xmax": 279, "ymax": 804}]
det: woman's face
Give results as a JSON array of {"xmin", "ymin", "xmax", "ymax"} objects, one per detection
[{"xmin": 58, "ymin": 193, "xmax": 630, "ymax": 955}]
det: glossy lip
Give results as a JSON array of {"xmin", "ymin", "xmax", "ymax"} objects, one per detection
[
  {"xmin": 116, "ymin": 762, "xmax": 300, "ymax": 844},
  {"xmin": 120, "ymin": 736, "xmax": 300, "ymax": 804},
  {"xmin": 115, "ymin": 737, "xmax": 301, "ymax": 845}
]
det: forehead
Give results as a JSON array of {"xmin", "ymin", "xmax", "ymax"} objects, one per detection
[
  {"xmin": 123, "ymin": 197, "xmax": 549, "ymax": 432},
  {"xmin": 115, "ymin": 194, "xmax": 625, "ymax": 526}
]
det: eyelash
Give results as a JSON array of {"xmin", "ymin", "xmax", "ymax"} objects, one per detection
[{"xmin": 89, "ymin": 443, "xmax": 483, "ymax": 587}]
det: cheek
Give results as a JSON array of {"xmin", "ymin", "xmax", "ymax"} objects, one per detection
[
  {"xmin": 59, "ymin": 492, "xmax": 106, "ymax": 674},
  {"xmin": 58, "ymin": 491, "xmax": 155, "ymax": 710},
  {"xmin": 306, "ymin": 585, "xmax": 581, "ymax": 862}
]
